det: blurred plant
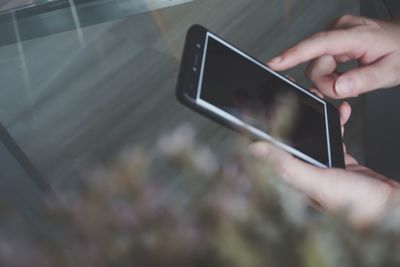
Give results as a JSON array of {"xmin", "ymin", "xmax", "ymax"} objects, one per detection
[{"xmin": 1, "ymin": 124, "xmax": 400, "ymax": 267}]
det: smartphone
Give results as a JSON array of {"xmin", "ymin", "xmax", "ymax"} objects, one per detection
[{"xmin": 176, "ymin": 25, "xmax": 345, "ymax": 168}]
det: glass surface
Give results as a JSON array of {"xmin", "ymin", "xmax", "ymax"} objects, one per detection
[
  {"xmin": 200, "ymin": 35, "xmax": 328, "ymax": 166},
  {"xmin": 0, "ymin": 0, "xmax": 40, "ymax": 12},
  {"xmin": 0, "ymin": 1, "xmax": 361, "ymax": 253},
  {"xmin": 0, "ymin": 0, "xmax": 358, "ymax": 191}
]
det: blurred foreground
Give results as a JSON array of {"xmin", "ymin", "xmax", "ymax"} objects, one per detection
[{"xmin": 1, "ymin": 125, "xmax": 400, "ymax": 267}]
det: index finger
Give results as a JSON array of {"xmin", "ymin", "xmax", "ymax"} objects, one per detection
[{"xmin": 268, "ymin": 30, "xmax": 363, "ymax": 71}]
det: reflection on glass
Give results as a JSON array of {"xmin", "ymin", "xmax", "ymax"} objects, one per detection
[{"xmin": 200, "ymin": 36, "xmax": 329, "ymax": 165}]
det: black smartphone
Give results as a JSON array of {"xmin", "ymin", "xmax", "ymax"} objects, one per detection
[{"xmin": 176, "ymin": 25, "xmax": 345, "ymax": 168}]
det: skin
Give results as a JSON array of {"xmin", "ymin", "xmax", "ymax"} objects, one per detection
[
  {"xmin": 250, "ymin": 15, "xmax": 400, "ymax": 226},
  {"xmin": 268, "ymin": 15, "xmax": 400, "ymax": 98}
]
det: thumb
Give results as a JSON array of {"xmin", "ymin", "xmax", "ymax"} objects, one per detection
[
  {"xmin": 249, "ymin": 142, "xmax": 325, "ymax": 196},
  {"xmin": 249, "ymin": 142, "xmax": 353, "ymax": 217},
  {"xmin": 335, "ymin": 57, "xmax": 394, "ymax": 97}
]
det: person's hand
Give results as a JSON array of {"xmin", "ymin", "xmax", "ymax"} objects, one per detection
[
  {"xmin": 267, "ymin": 15, "xmax": 400, "ymax": 99},
  {"xmin": 249, "ymin": 142, "xmax": 399, "ymax": 227},
  {"xmin": 249, "ymin": 102, "xmax": 399, "ymax": 227}
]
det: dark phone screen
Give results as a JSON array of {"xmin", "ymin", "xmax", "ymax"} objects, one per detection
[{"xmin": 199, "ymin": 34, "xmax": 329, "ymax": 166}]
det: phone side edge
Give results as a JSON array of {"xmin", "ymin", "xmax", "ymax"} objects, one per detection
[
  {"xmin": 327, "ymin": 103, "xmax": 345, "ymax": 168},
  {"xmin": 176, "ymin": 24, "xmax": 206, "ymax": 104}
]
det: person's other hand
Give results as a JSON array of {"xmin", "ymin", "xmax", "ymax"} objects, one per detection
[
  {"xmin": 249, "ymin": 102, "xmax": 399, "ymax": 226},
  {"xmin": 268, "ymin": 15, "xmax": 400, "ymax": 99},
  {"xmin": 249, "ymin": 142, "xmax": 399, "ymax": 227}
]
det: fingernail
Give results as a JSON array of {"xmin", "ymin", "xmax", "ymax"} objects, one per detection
[
  {"xmin": 268, "ymin": 56, "xmax": 282, "ymax": 66},
  {"xmin": 336, "ymin": 77, "xmax": 353, "ymax": 96},
  {"xmin": 249, "ymin": 143, "xmax": 269, "ymax": 159}
]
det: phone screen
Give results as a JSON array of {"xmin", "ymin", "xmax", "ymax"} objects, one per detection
[{"xmin": 195, "ymin": 33, "xmax": 331, "ymax": 167}]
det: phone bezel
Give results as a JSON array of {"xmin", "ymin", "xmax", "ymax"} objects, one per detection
[{"xmin": 176, "ymin": 24, "xmax": 345, "ymax": 168}]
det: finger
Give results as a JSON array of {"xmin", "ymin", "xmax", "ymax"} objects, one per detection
[
  {"xmin": 339, "ymin": 102, "xmax": 351, "ymax": 138},
  {"xmin": 250, "ymin": 143, "xmax": 393, "ymax": 226},
  {"xmin": 309, "ymin": 88, "xmax": 324, "ymax": 99},
  {"xmin": 248, "ymin": 142, "xmax": 368, "ymax": 220},
  {"xmin": 249, "ymin": 142, "xmax": 327, "ymax": 198},
  {"xmin": 306, "ymin": 55, "xmax": 340, "ymax": 98},
  {"xmin": 334, "ymin": 54, "xmax": 357, "ymax": 63},
  {"xmin": 306, "ymin": 55, "xmax": 337, "ymax": 81},
  {"xmin": 335, "ymin": 56, "xmax": 398, "ymax": 97},
  {"xmin": 345, "ymin": 153, "xmax": 359, "ymax": 166},
  {"xmin": 267, "ymin": 30, "xmax": 363, "ymax": 71},
  {"xmin": 326, "ymin": 14, "xmax": 373, "ymax": 31},
  {"xmin": 339, "ymin": 102, "xmax": 352, "ymax": 126}
]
